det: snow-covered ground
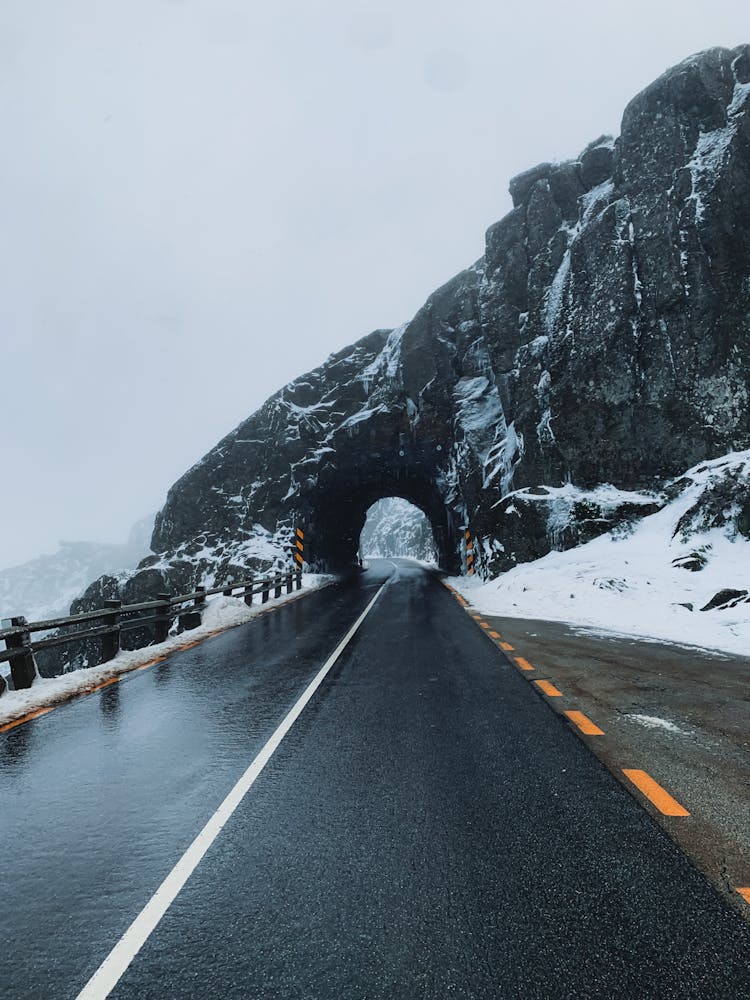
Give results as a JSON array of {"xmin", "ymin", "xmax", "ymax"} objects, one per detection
[
  {"xmin": 0, "ymin": 574, "xmax": 334, "ymax": 727},
  {"xmin": 451, "ymin": 453, "xmax": 750, "ymax": 656}
]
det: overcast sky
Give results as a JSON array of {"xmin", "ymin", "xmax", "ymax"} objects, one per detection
[{"xmin": 0, "ymin": 0, "xmax": 746, "ymax": 568}]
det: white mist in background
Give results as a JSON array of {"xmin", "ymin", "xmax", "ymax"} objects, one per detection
[{"xmin": 0, "ymin": 515, "xmax": 154, "ymax": 623}]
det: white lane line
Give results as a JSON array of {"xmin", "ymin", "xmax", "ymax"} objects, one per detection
[{"xmin": 77, "ymin": 580, "xmax": 389, "ymax": 1000}]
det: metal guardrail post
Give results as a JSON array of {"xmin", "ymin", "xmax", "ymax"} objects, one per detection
[
  {"xmin": 6, "ymin": 617, "xmax": 36, "ymax": 690},
  {"xmin": 295, "ymin": 569, "xmax": 302, "ymax": 591},
  {"xmin": 286, "ymin": 572, "xmax": 293, "ymax": 594},
  {"xmin": 262, "ymin": 578, "xmax": 270, "ymax": 603},
  {"xmin": 243, "ymin": 575, "xmax": 254, "ymax": 606},
  {"xmin": 193, "ymin": 585, "xmax": 207, "ymax": 626},
  {"xmin": 274, "ymin": 576, "xmax": 282, "ymax": 599},
  {"xmin": 179, "ymin": 585, "xmax": 206, "ymax": 632},
  {"xmin": 155, "ymin": 593, "xmax": 171, "ymax": 643},
  {"xmin": 101, "ymin": 600, "xmax": 122, "ymax": 662}
]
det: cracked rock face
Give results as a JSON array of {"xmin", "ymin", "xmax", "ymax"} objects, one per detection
[{"xmin": 82, "ymin": 45, "xmax": 750, "ymax": 602}]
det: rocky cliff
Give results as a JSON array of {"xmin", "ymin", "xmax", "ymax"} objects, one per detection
[{"xmin": 74, "ymin": 45, "xmax": 750, "ymax": 620}]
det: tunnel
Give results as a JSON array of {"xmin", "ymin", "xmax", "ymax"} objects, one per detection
[{"xmin": 300, "ymin": 458, "xmax": 461, "ymax": 574}]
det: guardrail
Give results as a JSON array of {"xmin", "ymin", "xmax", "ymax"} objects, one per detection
[{"xmin": 0, "ymin": 569, "xmax": 302, "ymax": 696}]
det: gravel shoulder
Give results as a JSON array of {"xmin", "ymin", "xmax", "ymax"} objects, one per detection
[{"xmin": 482, "ymin": 615, "xmax": 750, "ymax": 921}]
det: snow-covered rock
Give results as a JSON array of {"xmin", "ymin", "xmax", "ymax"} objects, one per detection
[{"xmin": 450, "ymin": 451, "xmax": 750, "ymax": 656}]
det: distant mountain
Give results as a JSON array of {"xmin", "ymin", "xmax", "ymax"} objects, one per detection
[
  {"xmin": 0, "ymin": 516, "xmax": 154, "ymax": 623},
  {"xmin": 360, "ymin": 499, "xmax": 438, "ymax": 563}
]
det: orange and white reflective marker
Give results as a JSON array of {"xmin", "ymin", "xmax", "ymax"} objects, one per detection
[
  {"xmin": 489, "ymin": 630, "xmax": 501, "ymax": 639},
  {"xmin": 501, "ymin": 642, "xmax": 515, "ymax": 652},
  {"xmin": 622, "ymin": 769, "xmax": 690, "ymax": 816},
  {"xmin": 737, "ymin": 888, "xmax": 750, "ymax": 905},
  {"xmin": 514, "ymin": 656, "xmax": 534, "ymax": 670},
  {"xmin": 479, "ymin": 622, "xmax": 491, "ymax": 630},
  {"xmin": 534, "ymin": 679, "xmax": 562, "ymax": 697},
  {"xmin": 565, "ymin": 710, "xmax": 604, "ymax": 736}
]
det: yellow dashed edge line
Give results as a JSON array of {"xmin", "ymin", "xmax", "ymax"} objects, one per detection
[
  {"xmin": 564, "ymin": 709, "xmax": 605, "ymax": 737},
  {"xmin": 0, "ymin": 584, "xmax": 330, "ymax": 733},
  {"xmin": 621, "ymin": 768, "xmax": 690, "ymax": 817},
  {"xmin": 534, "ymin": 679, "xmax": 563, "ymax": 697}
]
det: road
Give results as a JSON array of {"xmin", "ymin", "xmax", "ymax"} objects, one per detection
[{"xmin": 1, "ymin": 559, "xmax": 748, "ymax": 999}]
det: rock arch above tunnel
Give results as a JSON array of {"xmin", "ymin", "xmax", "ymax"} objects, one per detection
[
  {"xmin": 72, "ymin": 45, "xmax": 750, "ymax": 608},
  {"xmin": 306, "ymin": 459, "xmax": 456, "ymax": 572}
]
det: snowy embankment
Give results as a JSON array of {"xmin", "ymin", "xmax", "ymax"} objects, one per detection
[
  {"xmin": 451, "ymin": 453, "xmax": 750, "ymax": 656},
  {"xmin": 0, "ymin": 574, "xmax": 335, "ymax": 727}
]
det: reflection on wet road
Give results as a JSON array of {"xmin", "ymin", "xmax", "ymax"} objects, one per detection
[{"xmin": 1, "ymin": 561, "xmax": 749, "ymax": 999}]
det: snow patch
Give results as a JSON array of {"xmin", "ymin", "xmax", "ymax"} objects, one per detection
[
  {"xmin": 484, "ymin": 423, "xmax": 525, "ymax": 493},
  {"xmin": 451, "ymin": 450, "xmax": 750, "ymax": 656},
  {"xmin": 687, "ymin": 74, "xmax": 750, "ymax": 223},
  {"xmin": 625, "ymin": 714, "xmax": 691, "ymax": 735},
  {"xmin": 360, "ymin": 323, "xmax": 407, "ymax": 389},
  {"xmin": 544, "ymin": 250, "xmax": 571, "ymax": 336}
]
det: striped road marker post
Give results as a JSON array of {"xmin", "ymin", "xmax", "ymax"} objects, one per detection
[
  {"xmin": 465, "ymin": 530, "xmax": 475, "ymax": 576},
  {"xmin": 293, "ymin": 527, "xmax": 305, "ymax": 588}
]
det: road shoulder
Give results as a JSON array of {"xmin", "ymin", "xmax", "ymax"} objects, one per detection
[{"xmin": 475, "ymin": 612, "xmax": 750, "ymax": 922}]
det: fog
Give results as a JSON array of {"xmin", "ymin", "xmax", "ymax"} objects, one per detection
[{"xmin": 0, "ymin": 0, "xmax": 745, "ymax": 567}]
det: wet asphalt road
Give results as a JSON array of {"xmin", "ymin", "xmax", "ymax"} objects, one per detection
[{"xmin": 1, "ymin": 560, "xmax": 749, "ymax": 999}]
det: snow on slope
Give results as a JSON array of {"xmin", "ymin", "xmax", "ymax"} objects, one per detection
[
  {"xmin": 360, "ymin": 498, "xmax": 438, "ymax": 563},
  {"xmin": 451, "ymin": 452, "xmax": 750, "ymax": 655}
]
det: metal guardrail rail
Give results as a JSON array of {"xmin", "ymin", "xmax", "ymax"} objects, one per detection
[{"xmin": 0, "ymin": 569, "xmax": 302, "ymax": 694}]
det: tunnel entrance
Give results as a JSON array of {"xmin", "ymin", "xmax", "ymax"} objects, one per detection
[
  {"xmin": 301, "ymin": 458, "xmax": 461, "ymax": 574},
  {"xmin": 290, "ymin": 399, "xmax": 463, "ymax": 574},
  {"xmin": 359, "ymin": 499, "xmax": 439, "ymax": 564}
]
